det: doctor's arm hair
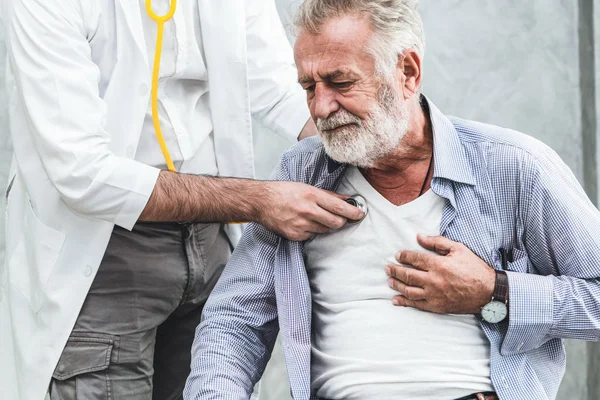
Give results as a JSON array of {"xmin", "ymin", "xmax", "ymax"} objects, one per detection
[{"xmin": 139, "ymin": 170, "xmax": 265, "ymax": 224}]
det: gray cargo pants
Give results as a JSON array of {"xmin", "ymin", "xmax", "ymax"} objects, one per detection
[{"xmin": 49, "ymin": 222, "xmax": 231, "ymax": 400}]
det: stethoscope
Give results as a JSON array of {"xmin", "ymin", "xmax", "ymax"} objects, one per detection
[
  {"xmin": 145, "ymin": 0, "xmax": 368, "ymax": 226},
  {"xmin": 146, "ymin": 0, "xmax": 178, "ymax": 173},
  {"xmin": 345, "ymin": 195, "xmax": 368, "ymax": 224}
]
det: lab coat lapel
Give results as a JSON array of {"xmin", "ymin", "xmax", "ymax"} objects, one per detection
[
  {"xmin": 104, "ymin": 0, "xmax": 151, "ymax": 155},
  {"xmin": 197, "ymin": 0, "xmax": 255, "ymax": 179},
  {"xmin": 115, "ymin": 0, "xmax": 149, "ymax": 67}
]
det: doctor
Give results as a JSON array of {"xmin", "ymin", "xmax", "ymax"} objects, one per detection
[{"xmin": 1, "ymin": 0, "xmax": 364, "ymax": 399}]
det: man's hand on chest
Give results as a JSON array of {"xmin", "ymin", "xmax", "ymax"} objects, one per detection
[{"xmin": 385, "ymin": 234, "xmax": 497, "ymax": 315}]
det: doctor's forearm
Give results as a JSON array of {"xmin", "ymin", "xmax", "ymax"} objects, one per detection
[
  {"xmin": 139, "ymin": 171, "xmax": 265, "ymax": 223},
  {"xmin": 139, "ymin": 170, "xmax": 362, "ymax": 241}
]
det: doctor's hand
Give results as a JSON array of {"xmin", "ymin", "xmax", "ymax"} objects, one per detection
[
  {"xmin": 385, "ymin": 234, "xmax": 496, "ymax": 314},
  {"xmin": 257, "ymin": 181, "xmax": 364, "ymax": 241}
]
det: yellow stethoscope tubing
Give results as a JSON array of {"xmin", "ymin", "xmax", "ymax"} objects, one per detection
[{"xmin": 146, "ymin": 0, "xmax": 177, "ymax": 172}]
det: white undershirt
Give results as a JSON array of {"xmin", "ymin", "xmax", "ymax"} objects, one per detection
[
  {"xmin": 136, "ymin": 0, "xmax": 218, "ymax": 174},
  {"xmin": 305, "ymin": 166, "xmax": 494, "ymax": 400}
]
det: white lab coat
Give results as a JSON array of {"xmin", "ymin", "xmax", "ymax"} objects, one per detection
[{"xmin": 0, "ymin": 1, "xmax": 309, "ymax": 399}]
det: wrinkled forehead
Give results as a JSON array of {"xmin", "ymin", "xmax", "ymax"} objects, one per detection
[{"xmin": 294, "ymin": 14, "xmax": 376, "ymax": 79}]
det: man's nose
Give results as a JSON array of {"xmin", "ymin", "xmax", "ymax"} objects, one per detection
[{"xmin": 311, "ymin": 84, "xmax": 340, "ymax": 120}]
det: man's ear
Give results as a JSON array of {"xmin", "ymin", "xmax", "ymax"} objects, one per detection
[{"xmin": 396, "ymin": 49, "xmax": 422, "ymax": 99}]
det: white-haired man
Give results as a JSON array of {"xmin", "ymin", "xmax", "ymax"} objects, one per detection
[{"xmin": 184, "ymin": 1, "xmax": 600, "ymax": 399}]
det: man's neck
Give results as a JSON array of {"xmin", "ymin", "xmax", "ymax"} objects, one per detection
[{"xmin": 359, "ymin": 98, "xmax": 434, "ymax": 206}]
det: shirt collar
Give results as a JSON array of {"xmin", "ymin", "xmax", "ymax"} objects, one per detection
[
  {"xmin": 424, "ymin": 95, "xmax": 476, "ymax": 186},
  {"xmin": 326, "ymin": 95, "xmax": 476, "ymax": 186}
]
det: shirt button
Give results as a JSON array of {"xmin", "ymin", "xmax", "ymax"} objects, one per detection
[
  {"xmin": 139, "ymin": 83, "xmax": 149, "ymax": 96},
  {"xmin": 502, "ymin": 376, "xmax": 508, "ymax": 388},
  {"xmin": 84, "ymin": 265, "xmax": 93, "ymax": 277},
  {"xmin": 517, "ymin": 342, "xmax": 524, "ymax": 351}
]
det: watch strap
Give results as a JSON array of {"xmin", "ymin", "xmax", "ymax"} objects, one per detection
[{"xmin": 493, "ymin": 270, "xmax": 509, "ymax": 305}]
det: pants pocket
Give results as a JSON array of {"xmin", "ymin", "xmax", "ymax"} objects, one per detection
[{"xmin": 50, "ymin": 335, "xmax": 115, "ymax": 400}]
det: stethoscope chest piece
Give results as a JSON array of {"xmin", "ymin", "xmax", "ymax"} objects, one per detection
[{"xmin": 345, "ymin": 194, "xmax": 368, "ymax": 224}]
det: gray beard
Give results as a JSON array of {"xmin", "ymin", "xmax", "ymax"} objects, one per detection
[{"xmin": 316, "ymin": 85, "xmax": 410, "ymax": 168}]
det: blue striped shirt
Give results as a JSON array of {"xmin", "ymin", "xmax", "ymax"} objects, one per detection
[{"xmin": 185, "ymin": 97, "xmax": 600, "ymax": 400}]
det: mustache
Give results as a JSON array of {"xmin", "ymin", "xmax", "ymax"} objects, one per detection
[{"xmin": 316, "ymin": 110, "xmax": 362, "ymax": 131}]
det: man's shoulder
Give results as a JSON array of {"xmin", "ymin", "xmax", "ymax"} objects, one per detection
[
  {"xmin": 449, "ymin": 116, "xmax": 560, "ymax": 172},
  {"xmin": 281, "ymin": 136, "xmax": 324, "ymax": 159},
  {"xmin": 279, "ymin": 136, "xmax": 328, "ymax": 172},
  {"xmin": 450, "ymin": 117, "xmax": 549, "ymax": 153},
  {"xmin": 270, "ymin": 136, "xmax": 335, "ymax": 185}
]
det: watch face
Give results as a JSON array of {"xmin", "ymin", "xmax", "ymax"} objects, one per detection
[{"xmin": 481, "ymin": 301, "xmax": 508, "ymax": 323}]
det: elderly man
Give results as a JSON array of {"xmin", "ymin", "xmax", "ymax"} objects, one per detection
[{"xmin": 184, "ymin": 1, "xmax": 600, "ymax": 399}]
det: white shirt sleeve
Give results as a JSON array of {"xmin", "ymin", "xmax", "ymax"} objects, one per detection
[
  {"xmin": 7, "ymin": 0, "xmax": 159, "ymax": 230},
  {"xmin": 245, "ymin": 0, "xmax": 310, "ymax": 141}
]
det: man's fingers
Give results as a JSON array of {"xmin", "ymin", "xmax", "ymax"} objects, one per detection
[
  {"xmin": 416, "ymin": 234, "xmax": 458, "ymax": 255},
  {"xmin": 320, "ymin": 189, "xmax": 351, "ymax": 201},
  {"xmin": 396, "ymin": 251, "xmax": 436, "ymax": 271},
  {"xmin": 387, "ymin": 279, "xmax": 426, "ymax": 300},
  {"xmin": 316, "ymin": 190, "xmax": 365, "ymax": 222},
  {"xmin": 386, "ymin": 265, "xmax": 427, "ymax": 287},
  {"xmin": 281, "ymin": 221, "xmax": 330, "ymax": 242},
  {"xmin": 392, "ymin": 296, "xmax": 427, "ymax": 310},
  {"xmin": 303, "ymin": 206, "xmax": 348, "ymax": 230},
  {"xmin": 304, "ymin": 221, "xmax": 331, "ymax": 235}
]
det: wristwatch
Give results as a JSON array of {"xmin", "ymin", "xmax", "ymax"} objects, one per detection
[{"xmin": 481, "ymin": 270, "xmax": 509, "ymax": 323}]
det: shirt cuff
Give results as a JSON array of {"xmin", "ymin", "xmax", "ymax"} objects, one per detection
[
  {"xmin": 500, "ymin": 271, "xmax": 554, "ymax": 356},
  {"xmin": 105, "ymin": 158, "xmax": 161, "ymax": 230}
]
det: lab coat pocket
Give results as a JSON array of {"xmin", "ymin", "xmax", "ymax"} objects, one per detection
[{"xmin": 9, "ymin": 198, "xmax": 66, "ymax": 312}]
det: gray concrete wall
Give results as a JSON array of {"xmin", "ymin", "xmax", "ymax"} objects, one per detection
[
  {"xmin": 422, "ymin": 1, "xmax": 582, "ymax": 180},
  {"xmin": 596, "ymin": 0, "xmax": 600, "ymax": 208}
]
